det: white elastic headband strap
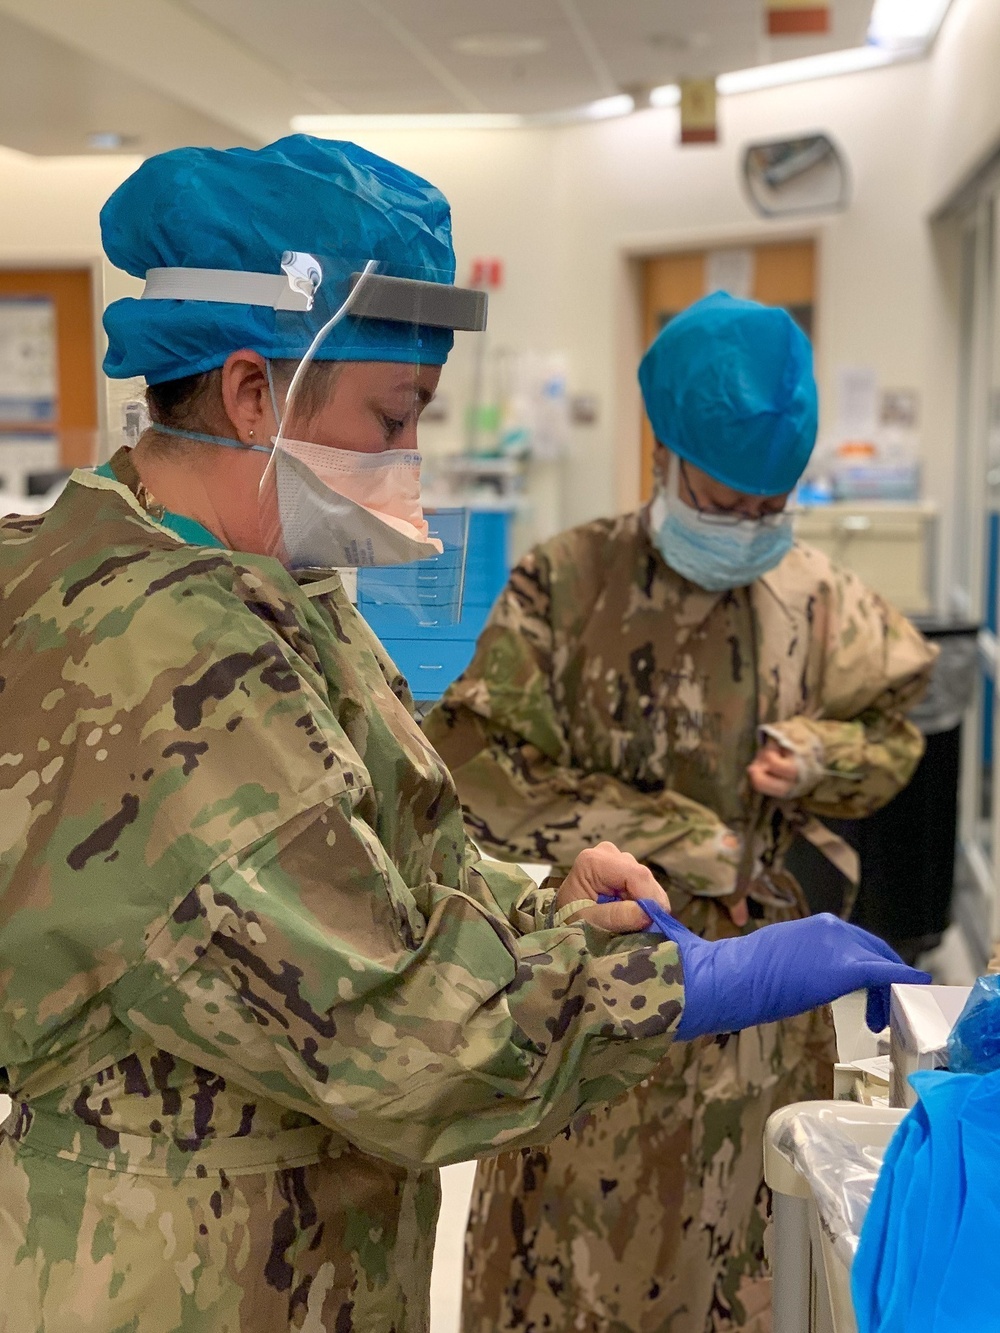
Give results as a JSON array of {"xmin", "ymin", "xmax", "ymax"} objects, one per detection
[{"xmin": 142, "ymin": 267, "xmax": 314, "ymax": 312}]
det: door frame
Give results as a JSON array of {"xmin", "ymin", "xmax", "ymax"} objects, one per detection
[
  {"xmin": 951, "ymin": 189, "xmax": 1000, "ymax": 942},
  {"xmin": 613, "ymin": 219, "xmax": 828, "ymax": 515}
]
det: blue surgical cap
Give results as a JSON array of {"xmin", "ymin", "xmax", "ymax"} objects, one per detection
[
  {"xmin": 638, "ymin": 291, "xmax": 818, "ymax": 496},
  {"xmin": 101, "ymin": 135, "xmax": 457, "ymax": 384}
]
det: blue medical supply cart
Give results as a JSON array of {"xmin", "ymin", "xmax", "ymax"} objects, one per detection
[{"xmin": 358, "ymin": 508, "xmax": 514, "ymax": 701}]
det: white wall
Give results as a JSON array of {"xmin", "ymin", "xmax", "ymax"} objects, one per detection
[{"xmin": 0, "ymin": 146, "xmax": 138, "ymax": 258}]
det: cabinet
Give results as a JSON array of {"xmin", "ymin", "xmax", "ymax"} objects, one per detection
[
  {"xmin": 793, "ymin": 502, "xmax": 937, "ymax": 613},
  {"xmin": 359, "ymin": 509, "xmax": 513, "ymax": 701}
]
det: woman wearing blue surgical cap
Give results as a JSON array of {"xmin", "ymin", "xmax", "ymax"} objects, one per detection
[
  {"xmin": 0, "ymin": 142, "xmax": 928, "ymax": 1333},
  {"xmin": 426, "ymin": 293, "xmax": 938, "ymax": 1333}
]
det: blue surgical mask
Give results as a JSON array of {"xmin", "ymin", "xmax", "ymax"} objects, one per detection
[{"xmin": 650, "ymin": 455, "xmax": 793, "ymax": 591}]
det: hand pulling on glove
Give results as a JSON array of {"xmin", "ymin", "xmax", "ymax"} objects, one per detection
[{"xmin": 600, "ymin": 897, "xmax": 930, "ymax": 1038}]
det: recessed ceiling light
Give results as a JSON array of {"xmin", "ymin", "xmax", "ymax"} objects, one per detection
[
  {"xmin": 451, "ymin": 33, "xmax": 548, "ymax": 59},
  {"xmin": 645, "ymin": 32, "xmax": 691, "ymax": 53},
  {"xmin": 87, "ymin": 132, "xmax": 134, "ymax": 151},
  {"xmin": 582, "ymin": 94, "xmax": 635, "ymax": 120},
  {"xmin": 649, "ymin": 83, "xmax": 681, "ymax": 108}
]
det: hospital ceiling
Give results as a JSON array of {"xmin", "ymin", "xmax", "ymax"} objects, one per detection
[{"xmin": 0, "ymin": 0, "xmax": 877, "ymax": 156}]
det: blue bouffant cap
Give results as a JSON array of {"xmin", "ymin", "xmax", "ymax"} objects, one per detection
[
  {"xmin": 638, "ymin": 291, "xmax": 818, "ymax": 496},
  {"xmin": 101, "ymin": 135, "xmax": 457, "ymax": 384}
]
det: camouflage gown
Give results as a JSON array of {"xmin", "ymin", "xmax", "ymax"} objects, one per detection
[
  {"xmin": 424, "ymin": 509, "xmax": 936, "ymax": 1333},
  {"xmin": 0, "ymin": 465, "xmax": 691, "ymax": 1333}
]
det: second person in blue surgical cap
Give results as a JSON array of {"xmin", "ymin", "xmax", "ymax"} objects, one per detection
[{"xmin": 426, "ymin": 292, "xmax": 939, "ymax": 1333}]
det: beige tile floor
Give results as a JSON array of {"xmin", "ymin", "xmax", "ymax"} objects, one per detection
[{"xmin": 430, "ymin": 1160, "xmax": 478, "ymax": 1332}]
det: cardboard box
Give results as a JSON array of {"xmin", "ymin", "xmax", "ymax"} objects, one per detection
[
  {"xmin": 834, "ymin": 1055, "xmax": 892, "ymax": 1105},
  {"xmin": 889, "ymin": 984, "xmax": 971, "ymax": 1108}
]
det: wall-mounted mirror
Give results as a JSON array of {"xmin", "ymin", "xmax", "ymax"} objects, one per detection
[{"xmin": 743, "ymin": 133, "xmax": 850, "ymax": 217}]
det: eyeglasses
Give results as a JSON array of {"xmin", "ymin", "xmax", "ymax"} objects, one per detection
[{"xmin": 678, "ymin": 459, "xmax": 794, "ymax": 529}]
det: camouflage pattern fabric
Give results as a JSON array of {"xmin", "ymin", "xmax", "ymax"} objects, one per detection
[
  {"xmin": 0, "ymin": 469, "xmax": 688, "ymax": 1333},
  {"xmin": 424, "ymin": 508, "xmax": 936, "ymax": 1333}
]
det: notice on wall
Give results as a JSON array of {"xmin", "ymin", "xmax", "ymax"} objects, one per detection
[
  {"xmin": 0, "ymin": 297, "xmax": 57, "ymax": 423},
  {"xmin": 705, "ymin": 248, "xmax": 755, "ymax": 300},
  {"xmin": 679, "ymin": 78, "xmax": 718, "ymax": 145},
  {"xmin": 835, "ymin": 364, "xmax": 879, "ymax": 440},
  {"xmin": 880, "ymin": 389, "xmax": 919, "ymax": 429}
]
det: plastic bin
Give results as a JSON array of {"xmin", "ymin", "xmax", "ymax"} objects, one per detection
[{"xmin": 764, "ymin": 1101, "xmax": 906, "ymax": 1333}]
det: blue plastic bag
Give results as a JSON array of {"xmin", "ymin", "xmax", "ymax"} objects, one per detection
[
  {"xmin": 852, "ymin": 1067, "xmax": 1000, "ymax": 1332},
  {"xmin": 946, "ymin": 974, "xmax": 1000, "ymax": 1074}
]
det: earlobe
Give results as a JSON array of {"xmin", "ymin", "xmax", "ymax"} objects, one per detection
[{"xmin": 220, "ymin": 349, "xmax": 273, "ymax": 445}]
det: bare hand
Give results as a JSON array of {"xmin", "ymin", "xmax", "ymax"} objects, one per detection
[
  {"xmin": 723, "ymin": 896, "xmax": 750, "ymax": 927},
  {"xmin": 556, "ymin": 841, "xmax": 670, "ymax": 933},
  {"xmin": 747, "ymin": 738, "xmax": 800, "ymax": 798}
]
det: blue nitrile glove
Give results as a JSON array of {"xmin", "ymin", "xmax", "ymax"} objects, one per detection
[{"xmin": 622, "ymin": 900, "xmax": 930, "ymax": 1038}]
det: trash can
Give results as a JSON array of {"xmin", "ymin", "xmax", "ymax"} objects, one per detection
[
  {"xmin": 765, "ymin": 1101, "xmax": 907, "ymax": 1333},
  {"xmin": 786, "ymin": 618, "xmax": 979, "ymax": 962}
]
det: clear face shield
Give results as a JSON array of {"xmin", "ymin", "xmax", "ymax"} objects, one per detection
[{"xmin": 259, "ymin": 255, "xmax": 486, "ymax": 625}]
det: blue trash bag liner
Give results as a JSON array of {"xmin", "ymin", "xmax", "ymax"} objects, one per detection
[{"xmin": 946, "ymin": 974, "xmax": 1000, "ymax": 1074}]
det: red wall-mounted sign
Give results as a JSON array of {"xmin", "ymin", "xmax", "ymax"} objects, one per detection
[
  {"xmin": 767, "ymin": 1, "xmax": 831, "ymax": 35},
  {"xmin": 470, "ymin": 258, "xmax": 504, "ymax": 289}
]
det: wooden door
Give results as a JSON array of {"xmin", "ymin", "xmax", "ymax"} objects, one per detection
[
  {"xmin": 0, "ymin": 268, "xmax": 98, "ymax": 469},
  {"xmin": 639, "ymin": 240, "xmax": 816, "ymax": 500}
]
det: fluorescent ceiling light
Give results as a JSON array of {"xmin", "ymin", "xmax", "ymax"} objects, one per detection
[
  {"xmin": 521, "ymin": 93, "xmax": 636, "ymax": 125},
  {"xmin": 292, "ymin": 113, "xmax": 524, "ymax": 133},
  {"xmin": 294, "ymin": 95, "xmax": 635, "ymax": 134},
  {"xmin": 648, "ymin": 83, "xmax": 680, "ymax": 108},
  {"xmin": 868, "ymin": 0, "xmax": 952, "ymax": 52},
  {"xmin": 718, "ymin": 44, "xmax": 893, "ymax": 94},
  {"xmin": 650, "ymin": 42, "xmax": 895, "ymax": 105}
]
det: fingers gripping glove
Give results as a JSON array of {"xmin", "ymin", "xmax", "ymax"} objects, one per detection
[{"xmin": 633, "ymin": 902, "xmax": 930, "ymax": 1039}]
